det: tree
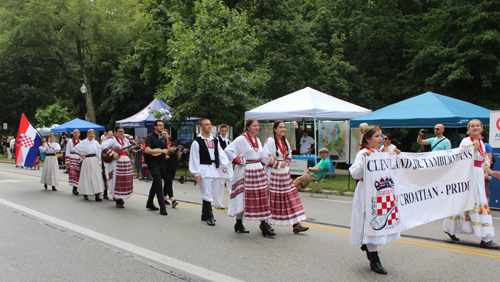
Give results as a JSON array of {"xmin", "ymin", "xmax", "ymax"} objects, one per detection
[
  {"xmin": 403, "ymin": 0, "xmax": 500, "ymax": 109},
  {"xmin": 0, "ymin": 0, "xmax": 147, "ymax": 123},
  {"xmin": 35, "ymin": 102, "xmax": 73, "ymax": 128},
  {"xmin": 158, "ymin": 0, "xmax": 268, "ymax": 126}
]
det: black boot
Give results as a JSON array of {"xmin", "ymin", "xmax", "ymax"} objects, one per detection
[
  {"xmin": 203, "ymin": 201, "xmax": 215, "ymax": 226},
  {"xmin": 368, "ymin": 251, "xmax": 387, "ymax": 274},
  {"xmin": 44, "ymin": 183, "xmax": 47, "ymax": 190},
  {"xmin": 103, "ymin": 189, "xmax": 109, "ymax": 199},
  {"xmin": 259, "ymin": 222, "xmax": 275, "ymax": 232},
  {"xmin": 260, "ymin": 221, "xmax": 276, "ymax": 237},
  {"xmin": 116, "ymin": 199, "xmax": 125, "ymax": 208},
  {"xmin": 52, "ymin": 186, "xmax": 57, "ymax": 191},
  {"xmin": 95, "ymin": 194, "xmax": 103, "ymax": 202},
  {"xmin": 72, "ymin": 186, "xmax": 77, "ymax": 194},
  {"xmin": 360, "ymin": 244, "xmax": 371, "ymax": 261},
  {"xmin": 234, "ymin": 219, "xmax": 249, "ymax": 233}
]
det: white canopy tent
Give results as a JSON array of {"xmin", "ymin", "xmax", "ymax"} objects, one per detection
[
  {"xmin": 245, "ymin": 87, "xmax": 371, "ymax": 121},
  {"xmin": 245, "ymin": 87, "xmax": 371, "ymax": 164}
]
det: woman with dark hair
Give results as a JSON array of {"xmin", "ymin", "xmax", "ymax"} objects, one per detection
[
  {"xmin": 101, "ymin": 125, "xmax": 135, "ymax": 208},
  {"xmin": 224, "ymin": 118, "xmax": 274, "ymax": 236},
  {"xmin": 261, "ymin": 120, "xmax": 308, "ymax": 234},
  {"xmin": 381, "ymin": 133, "xmax": 396, "ymax": 152},
  {"xmin": 350, "ymin": 126, "xmax": 398, "ymax": 275}
]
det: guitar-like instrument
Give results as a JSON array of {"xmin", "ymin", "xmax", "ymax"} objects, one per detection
[{"xmin": 101, "ymin": 144, "xmax": 135, "ymax": 163}]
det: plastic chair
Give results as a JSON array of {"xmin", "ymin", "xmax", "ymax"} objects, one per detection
[{"xmin": 310, "ymin": 173, "xmax": 328, "ymax": 198}]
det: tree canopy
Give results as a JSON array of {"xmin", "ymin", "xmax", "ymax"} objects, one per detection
[{"xmin": 0, "ymin": 0, "xmax": 498, "ymax": 135}]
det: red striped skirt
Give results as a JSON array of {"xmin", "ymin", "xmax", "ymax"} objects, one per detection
[
  {"xmin": 268, "ymin": 169, "xmax": 306, "ymax": 226},
  {"xmin": 110, "ymin": 157, "xmax": 134, "ymax": 199},
  {"xmin": 241, "ymin": 166, "xmax": 271, "ymax": 220},
  {"xmin": 67, "ymin": 154, "xmax": 81, "ymax": 187}
]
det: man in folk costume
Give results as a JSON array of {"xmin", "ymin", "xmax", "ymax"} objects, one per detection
[
  {"xmin": 214, "ymin": 124, "xmax": 233, "ymax": 209},
  {"xmin": 72, "ymin": 129, "xmax": 104, "ymax": 202},
  {"xmin": 143, "ymin": 120, "xmax": 170, "ymax": 216},
  {"xmin": 189, "ymin": 118, "xmax": 230, "ymax": 226},
  {"xmin": 101, "ymin": 125, "xmax": 135, "ymax": 208},
  {"xmin": 65, "ymin": 129, "xmax": 82, "ymax": 195}
]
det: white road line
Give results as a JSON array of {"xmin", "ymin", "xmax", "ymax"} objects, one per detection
[
  {"xmin": 0, "ymin": 198, "xmax": 241, "ymax": 282},
  {"xmin": 304, "ymin": 197, "xmax": 353, "ymax": 204}
]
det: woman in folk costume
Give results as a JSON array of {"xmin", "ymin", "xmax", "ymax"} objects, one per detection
[
  {"xmin": 73, "ymin": 129, "xmax": 105, "ymax": 202},
  {"xmin": 350, "ymin": 126, "xmax": 400, "ymax": 275},
  {"xmin": 225, "ymin": 118, "xmax": 274, "ymax": 236},
  {"xmin": 261, "ymin": 120, "xmax": 309, "ymax": 234},
  {"xmin": 65, "ymin": 129, "xmax": 81, "ymax": 195},
  {"xmin": 39, "ymin": 133, "xmax": 61, "ymax": 191},
  {"xmin": 443, "ymin": 119, "xmax": 500, "ymax": 248},
  {"xmin": 101, "ymin": 125, "xmax": 135, "ymax": 208}
]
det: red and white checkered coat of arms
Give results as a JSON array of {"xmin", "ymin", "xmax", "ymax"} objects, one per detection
[
  {"xmin": 370, "ymin": 177, "xmax": 399, "ymax": 230},
  {"xmin": 19, "ymin": 134, "xmax": 34, "ymax": 148}
]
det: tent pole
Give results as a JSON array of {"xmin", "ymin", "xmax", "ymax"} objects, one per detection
[
  {"xmin": 314, "ymin": 117, "xmax": 317, "ymax": 165},
  {"xmin": 348, "ymin": 121, "xmax": 351, "ymax": 190}
]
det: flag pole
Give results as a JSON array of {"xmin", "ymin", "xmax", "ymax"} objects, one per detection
[{"xmin": 21, "ymin": 110, "xmax": 43, "ymax": 138}]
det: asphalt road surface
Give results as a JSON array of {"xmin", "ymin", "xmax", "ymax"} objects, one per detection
[{"xmin": 1, "ymin": 162, "xmax": 500, "ymax": 281}]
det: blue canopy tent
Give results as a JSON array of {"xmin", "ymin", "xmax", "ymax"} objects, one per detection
[
  {"xmin": 50, "ymin": 118, "xmax": 105, "ymax": 133},
  {"xmin": 350, "ymin": 92, "xmax": 490, "ymax": 128}
]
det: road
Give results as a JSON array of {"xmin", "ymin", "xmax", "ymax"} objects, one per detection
[{"xmin": 0, "ymin": 162, "xmax": 499, "ymax": 281}]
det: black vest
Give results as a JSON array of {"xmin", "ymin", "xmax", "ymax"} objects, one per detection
[
  {"xmin": 218, "ymin": 136, "xmax": 229, "ymax": 150},
  {"xmin": 196, "ymin": 137, "xmax": 219, "ymax": 168}
]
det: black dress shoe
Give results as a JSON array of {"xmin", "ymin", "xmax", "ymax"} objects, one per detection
[
  {"xmin": 444, "ymin": 231, "xmax": 459, "ymax": 241},
  {"xmin": 95, "ymin": 194, "xmax": 103, "ymax": 202},
  {"xmin": 159, "ymin": 209, "xmax": 168, "ymax": 216},
  {"xmin": 234, "ymin": 219, "xmax": 249, "ymax": 233},
  {"xmin": 146, "ymin": 203, "xmax": 159, "ymax": 211},
  {"xmin": 44, "ymin": 184, "xmax": 47, "ymax": 189},
  {"xmin": 260, "ymin": 221, "xmax": 276, "ymax": 237},
  {"xmin": 83, "ymin": 195, "xmax": 89, "ymax": 200},
  {"xmin": 52, "ymin": 186, "xmax": 57, "ymax": 191}
]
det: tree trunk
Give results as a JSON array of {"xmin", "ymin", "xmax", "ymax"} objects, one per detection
[{"xmin": 77, "ymin": 39, "xmax": 96, "ymax": 123}]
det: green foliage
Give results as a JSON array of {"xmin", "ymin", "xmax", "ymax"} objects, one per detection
[
  {"xmin": 35, "ymin": 102, "xmax": 73, "ymax": 128},
  {"xmin": 159, "ymin": 0, "xmax": 268, "ymax": 126}
]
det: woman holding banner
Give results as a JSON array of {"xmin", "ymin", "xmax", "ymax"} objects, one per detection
[
  {"xmin": 349, "ymin": 125, "xmax": 398, "ymax": 275},
  {"xmin": 443, "ymin": 119, "xmax": 500, "ymax": 248}
]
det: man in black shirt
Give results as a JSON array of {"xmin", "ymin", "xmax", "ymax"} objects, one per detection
[{"xmin": 144, "ymin": 120, "xmax": 170, "ymax": 215}]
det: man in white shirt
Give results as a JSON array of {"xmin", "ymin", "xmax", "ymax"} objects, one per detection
[
  {"xmin": 189, "ymin": 119, "xmax": 229, "ymax": 226},
  {"xmin": 299, "ymin": 131, "xmax": 315, "ymax": 155}
]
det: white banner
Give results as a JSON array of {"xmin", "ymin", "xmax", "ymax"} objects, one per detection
[
  {"xmin": 363, "ymin": 145, "xmax": 475, "ymax": 237},
  {"xmin": 490, "ymin": 111, "xmax": 500, "ymax": 148}
]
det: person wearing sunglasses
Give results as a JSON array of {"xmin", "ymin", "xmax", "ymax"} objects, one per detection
[{"xmin": 417, "ymin": 124, "xmax": 451, "ymax": 152}]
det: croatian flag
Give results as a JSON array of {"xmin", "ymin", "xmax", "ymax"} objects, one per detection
[{"xmin": 15, "ymin": 114, "xmax": 42, "ymax": 168}]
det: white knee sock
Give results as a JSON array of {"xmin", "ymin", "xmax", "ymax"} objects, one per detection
[{"xmin": 366, "ymin": 243, "xmax": 378, "ymax": 252}]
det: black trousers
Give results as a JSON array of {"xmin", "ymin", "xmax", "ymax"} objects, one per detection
[
  {"xmin": 147, "ymin": 166, "xmax": 167, "ymax": 210},
  {"xmin": 163, "ymin": 169, "xmax": 177, "ymax": 198}
]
